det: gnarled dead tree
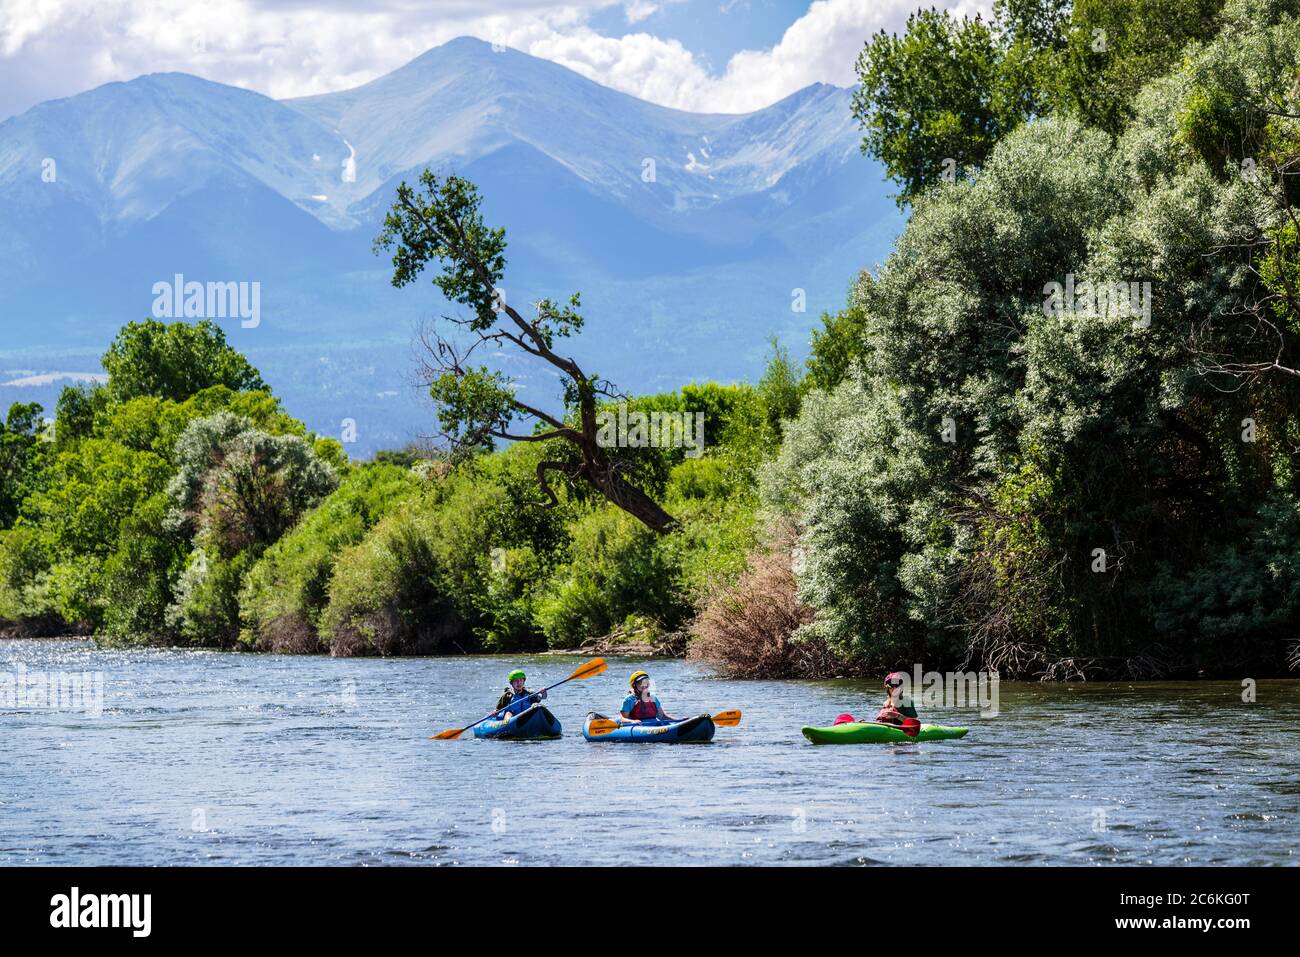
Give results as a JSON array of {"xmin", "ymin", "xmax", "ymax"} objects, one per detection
[{"xmin": 374, "ymin": 170, "xmax": 676, "ymax": 533}]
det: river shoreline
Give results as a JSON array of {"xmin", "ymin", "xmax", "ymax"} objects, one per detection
[{"xmin": 5, "ymin": 633, "xmax": 1296, "ymax": 681}]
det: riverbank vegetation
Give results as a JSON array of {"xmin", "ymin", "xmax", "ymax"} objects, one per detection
[
  {"xmin": 1, "ymin": 0, "xmax": 1297, "ymax": 678},
  {"xmin": 0, "ymin": 316, "xmax": 776, "ymax": 657}
]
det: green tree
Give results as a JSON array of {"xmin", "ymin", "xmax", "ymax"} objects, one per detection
[
  {"xmin": 756, "ymin": 336, "xmax": 803, "ymax": 442},
  {"xmin": 805, "ymin": 307, "xmax": 870, "ymax": 393},
  {"xmin": 851, "ymin": 0, "xmax": 1249, "ymax": 204},
  {"xmin": 374, "ymin": 170, "xmax": 677, "ymax": 533},
  {"xmin": 168, "ymin": 412, "xmax": 338, "ymax": 557},
  {"xmin": 53, "ymin": 384, "xmax": 103, "ymax": 450},
  {"xmin": 102, "ymin": 319, "xmax": 266, "ymax": 405},
  {"xmin": 853, "ymin": 7, "xmax": 1050, "ymax": 206},
  {"xmin": 166, "ymin": 412, "xmax": 339, "ymax": 645},
  {"xmin": 21, "ymin": 435, "xmax": 174, "ymax": 627},
  {"xmin": 0, "ymin": 403, "xmax": 45, "ymax": 528},
  {"xmin": 1056, "ymin": 0, "xmax": 1227, "ymax": 135},
  {"xmin": 764, "ymin": 2, "xmax": 1300, "ymax": 676}
]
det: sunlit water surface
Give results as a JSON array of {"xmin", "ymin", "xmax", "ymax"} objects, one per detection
[{"xmin": 2, "ymin": 640, "xmax": 1296, "ymax": 865}]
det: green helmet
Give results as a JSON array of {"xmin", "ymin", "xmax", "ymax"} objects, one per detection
[{"xmin": 507, "ymin": 669, "xmax": 526, "ymax": 683}]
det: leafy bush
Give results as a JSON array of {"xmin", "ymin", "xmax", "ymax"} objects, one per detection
[
  {"xmin": 239, "ymin": 462, "xmax": 421, "ymax": 652},
  {"xmin": 168, "ymin": 547, "xmax": 254, "ymax": 647},
  {"xmin": 535, "ymin": 506, "xmax": 687, "ymax": 647},
  {"xmin": 320, "ymin": 506, "xmax": 465, "ymax": 656},
  {"xmin": 0, "ymin": 525, "xmax": 53, "ymax": 624},
  {"xmin": 168, "ymin": 412, "xmax": 338, "ymax": 557},
  {"xmin": 474, "ymin": 545, "xmax": 547, "ymax": 652},
  {"xmin": 100, "ymin": 493, "xmax": 186, "ymax": 641}
]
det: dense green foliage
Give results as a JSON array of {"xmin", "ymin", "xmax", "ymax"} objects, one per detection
[
  {"xmin": 239, "ymin": 463, "xmax": 424, "ymax": 652},
  {"xmin": 0, "ymin": 403, "xmax": 46, "ymax": 528},
  {"xmin": 852, "ymin": 0, "xmax": 1269, "ymax": 204},
  {"xmin": 306, "ymin": 382, "xmax": 769, "ymax": 656},
  {"xmin": 0, "ymin": 321, "xmax": 339, "ymax": 641},
  {"xmin": 853, "ymin": 4, "xmax": 1048, "ymax": 207},
  {"xmin": 774, "ymin": 0, "xmax": 1300, "ymax": 676},
  {"xmin": 102, "ymin": 319, "xmax": 266, "ymax": 404},
  {"xmin": 0, "ymin": 317, "xmax": 772, "ymax": 655}
]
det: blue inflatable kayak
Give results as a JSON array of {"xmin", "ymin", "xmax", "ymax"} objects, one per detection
[
  {"xmin": 474, "ymin": 704, "xmax": 562, "ymax": 740},
  {"xmin": 582, "ymin": 712, "xmax": 715, "ymax": 743}
]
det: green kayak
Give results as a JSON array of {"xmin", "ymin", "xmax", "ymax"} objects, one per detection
[{"xmin": 801, "ymin": 722, "xmax": 969, "ymax": 745}]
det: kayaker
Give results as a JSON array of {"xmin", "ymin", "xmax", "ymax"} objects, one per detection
[
  {"xmin": 874, "ymin": 671, "xmax": 919, "ymax": 726},
  {"xmin": 495, "ymin": 669, "xmax": 546, "ymax": 718},
  {"xmin": 620, "ymin": 670, "xmax": 678, "ymax": 724}
]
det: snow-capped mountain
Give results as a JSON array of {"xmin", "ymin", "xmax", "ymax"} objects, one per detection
[
  {"xmin": 285, "ymin": 38, "xmax": 860, "ymax": 226},
  {"xmin": 0, "ymin": 37, "xmax": 901, "ymax": 454}
]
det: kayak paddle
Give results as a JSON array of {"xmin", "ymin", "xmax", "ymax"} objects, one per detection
[
  {"xmin": 585, "ymin": 709, "xmax": 742, "ymax": 737},
  {"xmin": 430, "ymin": 657, "xmax": 608, "ymax": 740},
  {"xmin": 868, "ymin": 712, "xmax": 921, "ymax": 738}
]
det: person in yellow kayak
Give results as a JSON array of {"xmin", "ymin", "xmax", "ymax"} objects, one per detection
[
  {"xmin": 874, "ymin": 671, "xmax": 919, "ymax": 726},
  {"xmin": 495, "ymin": 668, "xmax": 546, "ymax": 718},
  {"xmin": 620, "ymin": 670, "xmax": 680, "ymax": 724}
]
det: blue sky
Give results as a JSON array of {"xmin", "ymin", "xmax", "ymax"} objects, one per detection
[
  {"xmin": 0, "ymin": 1, "xmax": 990, "ymax": 121},
  {"xmin": 586, "ymin": 1, "xmax": 806, "ymax": 71}
]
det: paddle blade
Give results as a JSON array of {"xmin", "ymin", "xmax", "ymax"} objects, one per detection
[
  {"xmin": 711, "ymin": 709, "xmax": 743, "ymax": 727},
  {"xmin": 430, "ymin": 727, "xmax": 466, "ymax": 740},
  {"xmin": 585, "ymin": 718, "xmax": 620, "ymax": 736},
  {"xmin": 569, "ymin": 657, "xmax": 607, "ymax": 681},
  {"xmin": 899, "ymin": 718, "xmax": 920, "ymax": 738}
]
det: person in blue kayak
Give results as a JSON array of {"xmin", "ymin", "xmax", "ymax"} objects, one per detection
[
  {"xmin": 495, "ymin": 668, "xmax": 546, "ymax": 718},
  {"xmin": 874, "ymin": 671, "xmax": 919, "ymax": 726},
  {"xmin": 620, "ymin": 670, "xmax": 679, "ymax": 724}
]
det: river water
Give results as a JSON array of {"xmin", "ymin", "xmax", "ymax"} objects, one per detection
[{"xmin": 2, "ymin": 639, "xmax": 1297, "ymax": 866}]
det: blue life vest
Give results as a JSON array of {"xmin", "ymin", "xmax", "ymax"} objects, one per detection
[{"xmin": 502, "ymin": 688, "xmax": 536, "ymax": 717}]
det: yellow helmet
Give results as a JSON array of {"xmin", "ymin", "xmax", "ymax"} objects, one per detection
[{"xmin": 629, "ymin": 670, "xmax": 650, "ymax": 689}]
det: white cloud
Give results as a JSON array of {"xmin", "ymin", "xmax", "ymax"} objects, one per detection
[
  {"xmin": 517, "ymin": 0, "xmax": 989, "ymax": 112},
  {"xmin": 0, "ymin": 0, "xmax": 993, "ymax": 120},
  {"xmin": 623, "ymin": 0, "xmax": 660, "ymax": 23}
]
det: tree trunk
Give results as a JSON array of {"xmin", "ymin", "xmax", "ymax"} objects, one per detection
[{"xmin": 583, "ymin": 462, "xmax": 678, "ymax": 534}]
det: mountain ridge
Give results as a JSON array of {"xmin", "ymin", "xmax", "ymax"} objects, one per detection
[{"xmin": 0, "ymin": 36, "xmax": 899, "ymax": 455}]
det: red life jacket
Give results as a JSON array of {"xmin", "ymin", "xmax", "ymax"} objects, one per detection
[{"xmin": 628, "ymin": 695, "xmax": 661, "ymax": 720}]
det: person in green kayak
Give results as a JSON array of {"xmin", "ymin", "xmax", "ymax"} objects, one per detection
[
  {"xmin": 495, "ymin": 669, "xmax": 546, "ymax": 718},
  {"xmin": 620, "ymin": 670, "xmax": 679, "ymax": 724},
  {"xmin": 874, "ymin": 671, "xmax": 919, "ymax": 726}
]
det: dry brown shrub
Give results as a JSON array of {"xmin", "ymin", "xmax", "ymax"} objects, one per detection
[
  {"xmin": 688, "ymin": 524, "xmax": 843, "ymax": 678},
  {"xmin": 329, "ymin": 605, "xmax": 465, "ymax": 657},
  {"xmin": 252, "ymin": 613, "xmax": 325, "ymax": 654}
]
